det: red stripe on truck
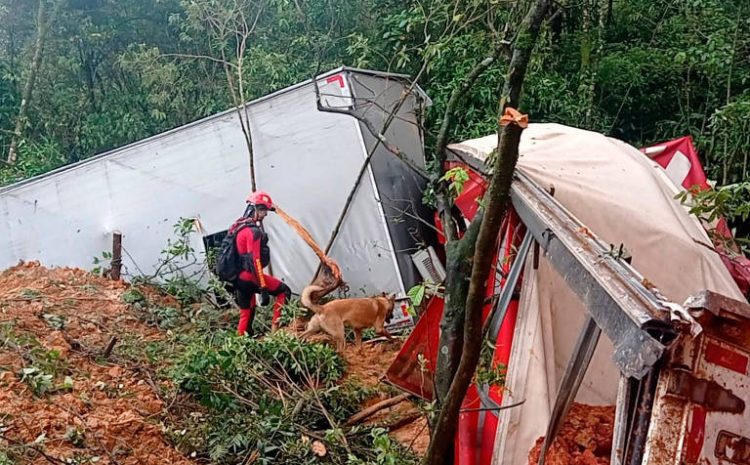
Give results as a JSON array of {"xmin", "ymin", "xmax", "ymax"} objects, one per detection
[
  {"xmin": 705, "ymin": 341, "xmax": 749, "ymax": 375},
  {"xmin": 684, "ymin": 405, "xmax": 707, "ymax": 463}
]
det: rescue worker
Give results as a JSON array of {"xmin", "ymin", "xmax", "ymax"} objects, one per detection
[{"xmin": 231, "ymin": 190, "xmax": 291, "ymax": 336}]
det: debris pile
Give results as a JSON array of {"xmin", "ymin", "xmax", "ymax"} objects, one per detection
[
  {"xmin": 527, "ymin": 403, "xmax": 615, "ymax": 465},
  {"xmin": 0, "ymin": 262, "xmax": 427, "ymax": 463},
  {"xmin": 0, "ymin": 261, "xmax": 191, "ymax": 465},
  {"xmin": 340, "ymin": 341, "xmax": 429, "ymax": 455}
]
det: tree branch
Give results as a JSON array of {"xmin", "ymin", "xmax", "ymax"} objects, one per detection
[
  {"xmin": 433, "ymin": 49, "xmax": 504, "ymax": 245},
  {"xmin": 379, "ymin": 197, "xmax": 443, "ymax": 236},
  {"xmin": 344, "ymin": 394, "xmax": 410, "ymax": 426},
  {"xmin": 315, "ymin": 96, "xmax": 430, "ymax": 180}
]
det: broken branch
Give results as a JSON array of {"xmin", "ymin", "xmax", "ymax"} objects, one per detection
[
  {"xmin": 103, "ymin": 336, "xmax": 118, "ymax": 359},
  {"xmin": 344, "ymin": 394, "xmax": 410, "ymax": 426}
]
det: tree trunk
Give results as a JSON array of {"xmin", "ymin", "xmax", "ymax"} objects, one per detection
[
  {"xmin": 7, "ymin": 0, "xmax": 55, "ymax": 165},
  {"xmin": 424, "ymin": 1, "xmax": 551, "ymax": 464},
  {"xmin": 236, "ymin": 54, "xmax": 258, "ymax": 192},
  {"xmin": 582, "ymin": 0, "xmax": 606, "ymax": 126},
  {"xmin": 500, "ymin": 0, "xmax": 550, "ymax": 112},
  {"xmin": 77, "ymin": 38, "xmax": 99, "ymax": 113},
  {"xmin": 431, "ymin": 53, "xmax": 501, "ymax": 403},
  {"xmin": 424, "ymin": 124, "xmax": 525, "ymax": 465},
  {"xmin": 434, "ymin": 217, "xmax": 481, "ymax": 402}
]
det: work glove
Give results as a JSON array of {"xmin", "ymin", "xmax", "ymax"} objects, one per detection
[{"xmin": 259, "ymin": 290, "xmax": 270, "ymax": 306}]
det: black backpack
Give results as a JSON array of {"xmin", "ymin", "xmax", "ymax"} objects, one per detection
[{"xmin": 215, "ymin": 223, "xmax": 249, "ymax": 282}]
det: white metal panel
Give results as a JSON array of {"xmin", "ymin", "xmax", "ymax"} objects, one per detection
[
  {"xmin": 238, "ymin": 81, "xmax": 390, "ymax": 294},
  {"xmin": 0, "ymin": 112, "xmax": 251, "ymax": 277},
  {"xmin": 326, "ymin": 171, "xmax": 403, "ymax": 296},
  {"xmin": 0, "ymin": 69, "xmax": 419, "ymax": 297}
]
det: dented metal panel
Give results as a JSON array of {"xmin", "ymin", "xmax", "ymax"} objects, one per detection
[{"xmin": 644, "ymin": 292, "xmax": 750, "ymax": 465}]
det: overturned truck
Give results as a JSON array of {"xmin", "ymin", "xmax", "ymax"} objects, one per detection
[
  {"xmin": 387, "ymin": 124, "xmax": 750, "ymax": 465},
  {"xmin": 0, "ymin": 67, "xmax": 436, "ymax": 299}
]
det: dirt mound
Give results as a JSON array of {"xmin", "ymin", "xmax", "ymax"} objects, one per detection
[
  {"xmin": 527, "ymin": 403, "xmax": 615, "ymax": 465},
  {"xmin": 0, "ymin": 262, "xmax": 191, "ymax": 465},
  {"xmin": 0, "ymin": 262, "xmax": 429, "ymax": 462},
  {"xmin": 340, "ymin": 340, "xmax": 430, "ymax": 455}
]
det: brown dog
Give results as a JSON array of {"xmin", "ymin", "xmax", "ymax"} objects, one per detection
[{"xmin": 299, "ymin": 284, "xmax": 395, "ymax": 351}]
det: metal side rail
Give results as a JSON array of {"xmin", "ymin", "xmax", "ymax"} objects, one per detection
[
  {"xmin": 508, "ymin": 173, "xmax": 683, "ymax": 465},
  {"xmin": 475, "ymin": 231, "xmax": 534, "ymax": 444},
  {"xmin": 510, "ymin": 172, "xmax": 679, "ymax": 379}
]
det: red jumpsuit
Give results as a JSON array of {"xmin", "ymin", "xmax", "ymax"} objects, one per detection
[{"xmin": 232, "ymin": 220, "xmax": 290, "ymax": 335}]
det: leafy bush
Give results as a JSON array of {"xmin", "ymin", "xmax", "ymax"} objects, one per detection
[
  {"xmin": 174, "ymin": 331, "xmax": 344, "ymax": 408},
  {"xmin": 121, "ymin": 288, "xmax": 147, "ymax": 305},
  {"xmin": 170, "ymin": 330, "xmax": 418, "ymax": 464},
  {"xmin": 676, "ymin": 182, "xmax": 750, "ymax": 254}
]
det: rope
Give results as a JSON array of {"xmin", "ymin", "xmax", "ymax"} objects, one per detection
[{"xmin": 274, "ymin": 206, "xmax": 342, "ymax": 284}]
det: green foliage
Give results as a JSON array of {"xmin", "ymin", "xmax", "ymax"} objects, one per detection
[
  {"xmin": 144, "ymin": 306, "xmax": 182, "ymax": 330},
  {"xmin": 251, "ymin": 297, "xmax": 309, "ymax": 333},
  {"xmin": 407, "ymin": 280, "xmax": 442, "ymax": 311},
  {"xmin": 2, "ymin": 0, "xmax": 748, "ymax": 213},
  {"xmin": 127, "ymin": 218, "xmax": 212, "ymax": 306},
  {"xmin": 407, "ymin": 283, "xmax": 426, "ymax": 308},
  {"xmin": 346, "ymin": 428, "xmax": 416, "ymax": 465},
  {"xmin": 18, "ymin": 289, "xmax": 42, "ymax": 300},
  {"xmin": 2, "ymin": 324, "xmax": 69, "ymax": 398},
  {"xmin": 121, "ymin": 288, "xmax": 146, "ymax": 305},
  {"xmin": 63, "ymin": 426, "xmax": 87, "ymax": 448},
  {"xmin": 161, "ymin": 276, "xmax": 205, "ymax": 307},
  {"xmin": 440, "ymin": 167, "xmax": 470, "ymax": 199},
  {"xmin": 677, "ymin": 182, "xmax": 750, "ymax": 224},
  {"xmin": 0, "ymin": 450, "xmax": 13, "ymax": 465},
  {"xmin": 174, "ymin": 331, "xmax": 344, "ymax": 408},
  {"xmin": 42, "ymin": 313, "xmax": 66, "ymax": 330},
  {"xmin": 169, "ymin": 329, "xmax": 417, "ymax": 464},
  {"xmin": 91, "ymin": 251, "xmax": 113, "ymax": 277},
  {"xmin": 676, "ymin": 182, "xmax": 750, "ymax": 252},
  {"xmin": 18, "ymin": 366, "xmax": 55, "ymax": 396},
  {"xmin": 475, "ymin": 338, "xmax": 506, "ymax": 388}
]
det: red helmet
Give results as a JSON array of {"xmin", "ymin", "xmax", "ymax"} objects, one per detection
[{"xmin": 246, "ymin": 190, "xmax": 275, "ymax": 211}]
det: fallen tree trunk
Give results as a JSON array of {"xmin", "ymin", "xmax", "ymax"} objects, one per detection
[{"xmin": 344, "ymin": 394, "xmax": 410, "ymax": 426}]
